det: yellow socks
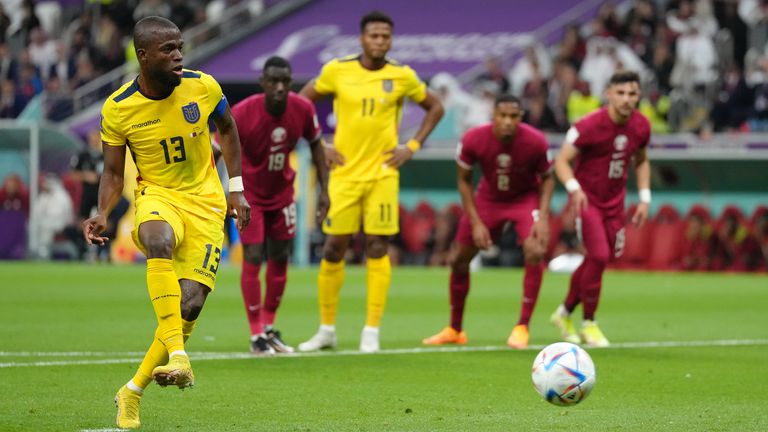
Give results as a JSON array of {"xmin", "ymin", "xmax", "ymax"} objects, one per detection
[
  {"xmin": 133, "ymin": 328, "xmax": 169, "ymax": 389},
  {"xmin": 146, "ymin": 258, "xmax": 184, "ymax": 354},
  {"xmin": 182, "ymin": 319, "xmax": 197, "ymax": 342},
  {"xmin": 365, "ymin": 255, "xmax": 391, "ymax": 327},
  {"xmin": 318, "ymin": 259, "xmax": 345, "ymax": 326}
]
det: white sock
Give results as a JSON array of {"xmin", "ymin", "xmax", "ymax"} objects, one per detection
[
  {"xmin": 363, "ymin": 326, "xmax": 379, "ymax": 334},
  {"xmin": 169, "ymin": 350, "xmax": 187, "ymax": 359},
  {"xmin": 320, "ymin": 324, "xmax": 336, "ymax": 333},
  {"xmin": 556, "ymin": 304, "xmax": 570, "ymax": 317},
  {"xmin": 126, "ymin": 380, "xmax": 144, "ymax": 394}
]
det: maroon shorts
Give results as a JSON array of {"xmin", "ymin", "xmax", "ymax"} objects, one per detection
[
  {"xmin": 455, "ymin": 194, "xmax": 538, "ymax": 246},
  {"xmin": 576, "ymin": 204, "xmax": 626, "ymax": 261},
  {"xmin": 240, "ymin": 202, "xmax": 297, "ymax": 245}
]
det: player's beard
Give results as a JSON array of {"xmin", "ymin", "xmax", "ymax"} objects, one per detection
[{"xmin": 150, "ymin": 68, "xmax": 182, "ymax": 92}]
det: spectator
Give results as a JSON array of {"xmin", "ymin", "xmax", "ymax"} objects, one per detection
[
  {"xmin": 555, "ymin": 23, "xmax": 587, "ymax": 70},
  {"xmin": 0, "ymin": 173, "xmax": 29, "ymax": 214},
  {"xmin": 476, "ymin": 56, "xmax": 510, "ymax": 94},
  {"xmin": 133, "ymin": 0, "xmax": 171, "ymax": 22},
  {"xmin": 651, "ymin": 32, "xmax": 675, "ymax": 93},
  {"xmin": 737, "ymin": 0, "xmax": 768, "ymax": 52},
  {"xmin": 170, "ymin": 0, "xmax": 196, "ymax": 31},
  {"xmin": 681, "ymin": 212, "xmax": 713, "ymax": 270},
  {"xmin": 509, "ymin": 43, "xmax": 551, "ymax": 97},
  {"xmin": 710, "ymin": 65, "xmax": 753, "ymax": 131},
  {"xmin": 31, "ymin": 174, "xmax": 73, "ymax": 259},
  {"xmin": 0, "ymin": 4, "xmax": 10, "ymax": 44},
  {"xmin": 0, "ymin": 42, "xmax": 18, "ymax": 82},
  {"xmin": 430, "ymin": 72, "xmax": 483, "ymax": 140},
  {"xmin": 566, "ymin": 80, "xmax": 601, "ymax": 124},
  {"xmin": 16, "ymin": 0, "xmax": 41, "ymax": 45},
  {"xmin": 524, "ymin": 93, "xmax": 562, "ymax": 132},
  {"xmin": 671, "ymin": 26, "xmax": 718, "ymax": 90},
  {"xmin": 713, "ymin": 0, "xmax": 748, "ymax": 70},
  {"xmin": 49, "ymin": 41, "xmax": 76, "ymax": 91},
  {"xmin": 28, "ymin": 27, "xmax": 57, "ymax": 82},
  {"xmin": 0, "ymin": 79, "xmax": 25, "ymax": 118}
]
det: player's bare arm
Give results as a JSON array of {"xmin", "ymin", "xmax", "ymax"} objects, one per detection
[
  {"xmin": 531, "ymin": 169, "xmax": 556, "ymax": 250},
  {"xmin": 310, "ymin": 137, "xmax": 331, "ymax": 224},
  {"xmin": 82, "ymin": 143, "xmax": 126, "ymax": 246},
  {"xmin": 299, "ymin": 81, "xmax": 344, "ymax": 168},
  {"xmin": 632, "ymin": 147, "xmax": 651, "ymax": 227},
  {"xmin": 555, "ymin": 139, "xmax": 587, "ymax": 215},
  {"xmin": 384, "ymin": 90, "xmax": 445, "ymax": 168},
  {"xmin": 213, "ymin": 104, "xmax": 251, "ymax": 231},
  {"xmin": 457, "ymin": 164, "xmax": 492, "ymax": 249}
]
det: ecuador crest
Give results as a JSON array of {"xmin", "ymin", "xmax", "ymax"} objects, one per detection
[{"xmin": 182, "ymin": 102, "xmax": 200, "ymax": 124}]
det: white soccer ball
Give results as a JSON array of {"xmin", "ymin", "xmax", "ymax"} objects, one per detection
[{"xmin": 531, "ymin": 342, "xmax": 596, "ymax": 406}]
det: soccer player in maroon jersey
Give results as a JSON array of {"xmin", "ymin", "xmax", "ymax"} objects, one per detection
[
  {"xmin": 423, "ymin": 94, "xmax": 555, "ymax": 349},
  {"xmin": 550, "ymin": 70, "xmax": 651, "ymax": 347},
  {"xmin": 231, "ymin": 56, "xmax": 330, "ymax": 354}
]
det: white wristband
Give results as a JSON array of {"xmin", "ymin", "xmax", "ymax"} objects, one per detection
[
  {"xmin": 565, "ymin": 178, "xmax": 581, "ymax": 193},
  {"xmin": 639, "ymin": 188, "xmax": 651, "ymax": 204},
  {"xmin": 228, "ymin": 176, "xmax": 244, "ymax": 193}
]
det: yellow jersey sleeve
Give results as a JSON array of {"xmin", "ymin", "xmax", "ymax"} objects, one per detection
[
  {"xmin": 100, "ymin": 98, "xmax": 125, "ymax": 146},
  {"xmin": 314, "ymin": 59, "xmax": 339, "ymax": 95},
  {"xmin": 199, "ymin": 71, "xmax": 227, "ymax": 117},
  {"xmin": 402, "ymin": 65, "xmax": 427, "ymax": 104}
]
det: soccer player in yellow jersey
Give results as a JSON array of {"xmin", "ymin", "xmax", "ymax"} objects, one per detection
[
  {"xmin": 82, "ymin": 17, "xmax": 250, "ymax": 429},
  {"xmin": 298, "ymin": 11, "xmax": 444, "ymax": 353}
]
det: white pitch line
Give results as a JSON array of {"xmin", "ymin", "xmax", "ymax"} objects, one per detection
[
  {"xmin": 2, "ymin": 339, "xmax": 767, "ymax": 369},
  {"xmin": 80, "ymin": 429, "xmax": 125, "ymax": 432}
]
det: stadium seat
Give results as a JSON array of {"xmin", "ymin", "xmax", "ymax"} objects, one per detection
[{"xmin": 646, "ymin": 220, "xmax": 685, "ymax": 270}]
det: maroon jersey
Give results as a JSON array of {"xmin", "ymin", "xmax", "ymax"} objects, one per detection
[
  {"xmin": 568, "ymin": 107, "xmax": 651, "ymax": 213},
  {"xmin": 232, "ymin": 92, "xmax": 321, "ymax": 210},
  {"xmin": 456, "ymin": 122, "xmax": 551, "ymax": 203}
]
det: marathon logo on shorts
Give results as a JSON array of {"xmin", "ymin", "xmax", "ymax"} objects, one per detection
[
  {"xmin": 182, "ymin": 102, "xmax": 200, "ymax": 124},
  {"xmin": 194, "ymin": 268, "xmax": 215, "ymax": 281}
]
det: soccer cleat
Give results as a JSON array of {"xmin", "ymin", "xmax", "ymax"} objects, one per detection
[
  {"xmin": 580, "ymin": 320, "xmax": 610, "ymax": 347},
  {"xmin": 114, "ymin": 385, "xmax": 142, "ymax": 429},
  {"xmin": 250, "ymin": 335, "xmax": 276, "ymax": 356},
  {"xmin": 506, "ymin": 324, "xmax": 529, "ymax": 349},
  {"xmin": 422, "ymin": 326, "xmax": 468, "ymax": 345},
  {"xmin": 550, "ymin": 307, "xmax": 581, "ymax": 344},
  {"xmin": 359, "ymin": 326, "xmax": 380, "ymax": 353},
  {"xmin": 265, "ymin": 328, "xmax": 295, "ymax": 353},
  {"xmin": 152, "ymin": 354, "xmax": 195, "ymax": 389},
  {"xmin": 298, "ymin": 327, "xmax": 337, "ymax": 352}
]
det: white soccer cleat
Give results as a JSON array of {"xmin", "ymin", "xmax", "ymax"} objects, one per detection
[
  {"xmin": 298, "ymin": 325, "xmax": 337, "ymax": 352},
  {"xmin": 359, "ymin": 326, "xmax": 380, "ymax": 353}
]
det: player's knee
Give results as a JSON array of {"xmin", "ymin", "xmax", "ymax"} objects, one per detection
[
  {"xmin": 181, "ymin": 294, "xmax": 205, "ymax": 321},
  {"xmin": 323, "ymin": 237, "xmax": 348, "ymax": 262},
  {"xmin": 242, "ymin": 244, "xmax": 263, "ymax": 265},
  {"xmin": 449, "ymin": 254, "xmax": 471, "ymax": 273},
  {"xmin": 365, "ymin": 236, "xmax": 388, "ymax": 258},
  {"xmin": 589, "ymin": 251, "xmax": 610, "ymax": 267},
  {"xmin": 267, "ymin": 241, "xmax": 291, "ymax": 263},
  {"xmin": 143, "ymin": 235, "xmax": 173, "ymax": 259}
]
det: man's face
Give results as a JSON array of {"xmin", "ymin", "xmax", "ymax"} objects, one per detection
[
  {"xmin": 606, "ymin": 81, "xmax": 640, "ymax": 119},
  {"xmin": 360, "ymin": 22, "xmax": 392, "ymax": 60},
  {"xmin": 492, "ymin": 102, "xmax": 523, "ymax": 141},
  {"xmin": 261, "ymin": 66, "xmax": 291, "ymax": 111},
  {"xmin": 139, "ymin": 27, "xmax": 184, "ymax": 89}
]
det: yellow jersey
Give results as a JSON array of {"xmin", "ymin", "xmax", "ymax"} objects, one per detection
[
  {"xmin": 314, "ymin": 55, "xmax": 426, "ymax": 181},
  {"xmin": 100, "ymin": 70, "xmax": 226, "ymax": 214}
]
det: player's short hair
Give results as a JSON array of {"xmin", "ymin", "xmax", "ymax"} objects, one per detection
[
  {"xmin": 360, "ymin": 11, "xmax": 394, "ymax": 32},
  {"xmin": 608, "ymin": 70, "xmax": 640, "ymax": 86},
  {"xmin": 494, "ymin": 94, "xmax": 522, "ymax": 108},
  {"xmin": 263, "ymin": 56, "xmax": 291, "ymax": 73},
  {"xmin": 134, "ymin": 16, "xmax": 179, "ymax": 51}
]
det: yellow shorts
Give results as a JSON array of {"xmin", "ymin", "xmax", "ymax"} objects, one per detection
[
  {"xmin": 132, "ymin": 186, "xmax": 226, "ymax": 290},
  {"xmin": 323, "ymin": 175, "xmax": 399, "ymax": 236}
]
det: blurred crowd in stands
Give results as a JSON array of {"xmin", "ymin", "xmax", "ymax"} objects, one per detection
[
  {"xmin": 0, "ymin": 0, "xmax": 264, "ymax": 120},
  {"xmin": 429, "ymin": 0, "xmax": 768, "ymax": 139}
]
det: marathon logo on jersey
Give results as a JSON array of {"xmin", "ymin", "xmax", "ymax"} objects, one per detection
[
  {"xmin": 131, "ymin": 118, "xmax": 161, "ymax": 129},
  {"xmin": 382, "ymin": 79, "xmax": 393, "ymax": 93},
  {"xmin": 182, "ymin": 102, "xmax": 200, "ymax": 124}
]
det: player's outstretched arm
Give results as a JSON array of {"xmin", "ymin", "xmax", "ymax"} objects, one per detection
[
  {"xmin": 82, "ymin": 143, "xmax": 125, "ymax": 246},
  {"xmin": 213, "ymin": 104, "xmax": 251, "ymax": 231},
  {"xmin": 309, "ymin": 137, "xmax": 331, "ymax": 224},
  {"xmin": 457, "ymin": 165, "xmax": 491, "ymax": 250},
  {"xmin": 555, "ymin": 139, "xmax": 587, "ymax": 215},
  {"xmin": 632, "ymin": 147, "xmax": 651, "ymax": 227}
]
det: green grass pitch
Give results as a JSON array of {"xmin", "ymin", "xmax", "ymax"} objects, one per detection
[{"xmin": 0, "ymin": 262, "xmax": 766, "ymax": 431}]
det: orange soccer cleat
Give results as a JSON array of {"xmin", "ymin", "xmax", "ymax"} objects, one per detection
[
  {"xmin": 422, "ymin": 326, "xmax": 468, "ymax": 345},
  {"xmin": 506, "ymin": 324, "xmax": 529, "ymax": 349}
]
